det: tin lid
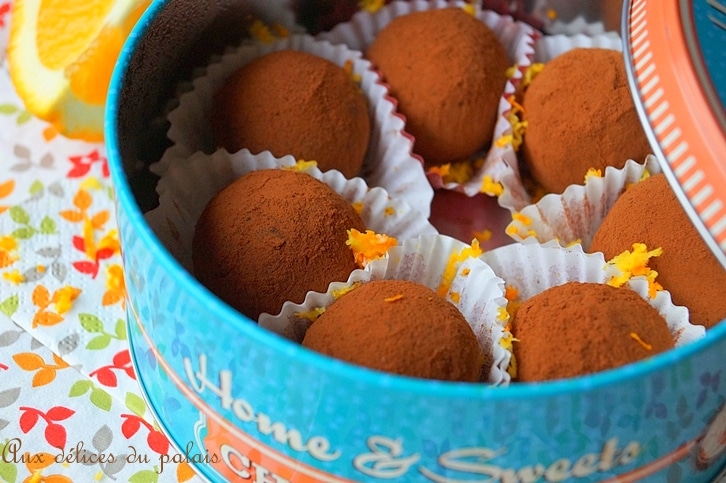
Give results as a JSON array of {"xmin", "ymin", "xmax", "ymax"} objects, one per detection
[{"xmin": 623, "ymin": 0, "xmax": 726, "ymax": 268}]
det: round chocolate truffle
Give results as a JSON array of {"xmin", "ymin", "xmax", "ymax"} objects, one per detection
[
  {"xmin": 192, "ymin": 169, "xmax": 366, "ymax": 320},
  {"xmin": 366, "ymin": 8, "xmax": 509, "ymax": 167},
  {"xmin": 590, "ymin": 173, "xmax": 726, "ymax": 329},
  {"xmin": 512, "ymin": 282, "xmax": 674, "ymax": 382},
  {"xmin": 521, "ymin": 48, "xmax": 652, "ymax": 194},
  {"xmin": 302, "ymin": 279, "xmax": 483, "ymax": 382},
  {"xmin": 212, "ymin": 50, "xmax": 370, "ymax": 178}
]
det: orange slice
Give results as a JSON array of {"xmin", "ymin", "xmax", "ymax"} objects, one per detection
[{"xmin": 8, "ymin": 0, "xmax": 150, "ymax": 141}]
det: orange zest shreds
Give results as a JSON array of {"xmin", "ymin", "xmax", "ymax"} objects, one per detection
[
  {"xmin": 359, "ymin": 0, "xmax": 385, "ymax": 13},
  {"xmin": 346, "ymin": 229, "xmax": 398, "ymax": 268},
  {"xmin": 585, "ymin": 168, "xmax": 603, "ymax": 182},
  {"xmin": 429, "ymin": 161, "xmax": 472, "ymax": 184},
  {"xmin": 461, "ymin": 268, "xmax": 471, "ymax": 276},
  {"xmin": 344, "ymin": 59, "xmax": 362, "ymax": 83},
  {"xmin": 449, "ymin": 292, "xmax": 461, "ymax": 303},
  {"xmin": 495, "ymin": 134, "xmax": 513, "ymax": 148},
  {"xmin": 249, "ymin": 20, "xmax": 277, "ymax": 43},
  {"xmin": 332, "ymin": 282, "xmax": 361, "ymax": 300},
  {"xmin": 626, "ymin": 169, "xmax": 652, "ymax": 190},
  {"xmin": 384, "ymin": 294, "xmax": 403, "ymax": 303},
  {"xmin": 295, "ymin": 306, "xmax": 326, "ymax": 323},
  {"xmin": 522, "ymin": 63, "xmax": 545, "ymax": 88},
  {"xmin": 505, "ymin": 65, "xmax": 518, "ymax": 78},
  {"xmin": 504, "ymin": 285, "xmax": 519, "ymax": 302},
  {"xmin": 52, "ymin": 286, "xmax": 82, "ymax": 314},
  {"xmin": 507, "ymin": 94, "xmax": 525, "ymax": 113},
  {"xmin": 496, "ymin": 95, "xmax": 528, "ymax": 152},
  {"xmin": 271, "ymin": 23, "xmax": 290, "ymax": 38},
  {"xmin": 496, "ymin": 306, "xmax": 510, "ymax": 322},
  {"xmin": 0, "ymin": 236, "xmax": 18, "ymax": 252},
  {"xmin": 351, "ymin": 201, "xmax": 364, "ymax": 216},
  {"xmin": 36, "ymin": 265, "xmax": 46, "ymax": 273},
  {"xmin": 512, "ymin": 212, "xmax": 532, "ymax": 226},
  {"xmin": 481, "ymin": 175, "xmax": 504, "ymax": 197},
  {"xmin": 437, "ymin": 240, "xmax": 483, "ymax": 297},
  {"xmin": 505, "ymin": 224, "xmax": 520, "ymax": 237},
  {"xmin": 428, "ymin": 164, "xmax": 450, "ymax": 178},
  {"xmin": 499, "ymin": 327, "xmax": 518, "ymax": 378},
  {"xmin": 547, "ymin": 8, "xmax": 558, "ymax": 19},
  {"xmin": 629, "ymin": 332, "xmax": 653, "ymax": 351},
  {"xmin": 384, "ymin": 206, "xmax": 395, "ymax": 217},
  {"xmin": 285, "ymin": 160, "xmax": 318, "ymax": 172},
  {"xmin": 461, "ymin": 3, "xmax": 476, "ymax": 16},
  {"xmin": 3, "ymin": 269, "xmax": 24, "ymax": 284},
  {"xmin": 473, "ymin": 228, "xmax": 492, "ymax": 243},
  {"xmin": 606, "ymin": 243, "xmax": 664, "ymax": 298},
  {"xmin": 499, "ymin": 327, "xmax": 518, "ymax": 351}
]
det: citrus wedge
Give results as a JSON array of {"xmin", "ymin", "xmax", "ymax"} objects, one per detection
[{"xmin": 8, "ymin": 0, "xmax": 150, "ymax": 141}]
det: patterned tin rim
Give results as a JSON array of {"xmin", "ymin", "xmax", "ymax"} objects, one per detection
[
  {"xmin": 623, "ymin": 0, "xmax": 726, "ymax": 269},
  {"xmin": 107, "ymin": 0, "xmax": 726, "ymax": 404}
]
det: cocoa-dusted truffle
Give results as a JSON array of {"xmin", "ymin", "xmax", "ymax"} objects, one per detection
[
  {"xmin": 302, "ymin": 279, "xmax": 482, "ymax": 382},
  {"xmin": 590, "ymin": 173, "xmax": 726, "ymax": 329},
  {"xmin": 521, "ymin": 48, "xmax": 652, "ymax": 194},
  {"xmin": 192, "ymin": 169, "xmax": 366, "ymax": 320},
  {"xmin": 366, "ymin": 8, "xmax": 509, "ymax": 167},
  {"xmin": 512, "ymin": 282, "xmax": 674, "ymax": 382},
  {"xmin": 212, "ymin": 50, "xmax": 370, "ymax": 178}
]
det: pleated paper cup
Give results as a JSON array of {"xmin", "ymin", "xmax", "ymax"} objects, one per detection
[
  {"xmin": 144, "ymin": 149, "xmax": 437, "ymax": 278},
  {"xmin": 505, "ymin": 156, "xmax": 661, "ymax": 249},
  {"xmin": 480, "ymin": 242, "xmax": 706, "ymax": 351},
  {"xmin": 319, "ymin": 0, "xmax": 538, "ymax": 198},
  {"xmin": 489, "ymin": 32, "xmax": 630, "ymax": 212},
  {"xmin": 154, "ymin": 32, "xmax": 434, "ymax": 216},
  {"xmin": 261, "ymin": 233, "xmax": 513, "ymax": 385}
]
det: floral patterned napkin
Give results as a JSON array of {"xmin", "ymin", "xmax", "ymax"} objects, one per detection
[{"xmin": 0, "ymin": 3, "xmax": 204, "ymax": 481}]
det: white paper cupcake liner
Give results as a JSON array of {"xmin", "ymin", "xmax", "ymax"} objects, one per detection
[
  {"xmin": 319, "ymin": 0, "xmax": 538, "ymax": 197},
  {"xmin": 154, "ymin": 32, "xmax": 434, "ymax": 217},
  {"xmin": 505, "ymin": 156, "xmax": 662, "ymax": 250},
  {"xmin": 487, "ymin": 32, "xmax": 627, "ymax": 212},
  {"xmin": 144, "ymin": 149, "xmax": 438, "ymax": 277},
  {"xmin": 261, "ymin": 233, "xmax": 513, "ymax": 385},
  {"xmin": 480, "ymin": 242, "xmax": 706, "ymax": 350}
]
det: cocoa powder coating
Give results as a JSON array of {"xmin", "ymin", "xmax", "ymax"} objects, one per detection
[
  {"xmin": 590, "ymin": 173, "xmax": 726, "ymax": 329},
  {"xmin": 521, "ymin": 48, "xmax": 652, "ymax": 194},
  {"xmin": 366, "ymin": 8, "xmax": 509, "ymax": 167},
  {"xmin": 212, "ymin": 50, "xmax": 370, "ymax": 178},
  {"xmin": 192, "ymin": 169, "xmax": 365, "ymax": 320},
  {"xmin": 302, "ymin": 279, "xmax": 482, "ymax": 382},
  {"xmin": 512, "ymin": 282, "xmax": 674, "ymax": 382}
]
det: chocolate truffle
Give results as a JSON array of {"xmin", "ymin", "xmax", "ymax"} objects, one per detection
[
  {"xmin": 512, "ymin": 282, "xmax": 674, "ymax": 382},
  {"xmin": 192, "ymin": 169, "xmax": 366, "ymax": 320},
  {"xmin": 366, "ymin": 8, "xmax": 509, "ymax": 167},
  {"xmin": 520, "ymin": 48, "xmax": 652, "ymax": 194},
  {"xmin": 302, "ymin": 279, "xmax": 482, "ymax": 382},
  {"xmin": 212, "ymin": 50, "xmax": 370, "ymax": 178},
  {"xmin": 590, "ymin": 173, "xmax": 726, "ymax": 329}
]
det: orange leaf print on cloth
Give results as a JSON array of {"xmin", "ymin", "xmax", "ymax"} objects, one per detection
[
  {"xmin": 13, "ymin": 352, "xmax": 70, "ymax": 387},
  {"xmin": 21, "ymin": 451, "xmax": 74, "ymax": 483},
  {"xmin": 62, "ymin": 187, "xmax": 119, "ymax": 278},
  {"xmin": 0, "ymin": 179, "xmax": 15, "ymax": 214},
  {"xmin": 0, "ymin": 235, "xmax": 19, "ymax": 269},
  {"xmin": 102, "ymin": 263, "xmax": 126, "ymax": 308},
  {"xmin": 31, "ymin": 284, "xmax": 81, "ymax": 328}
]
